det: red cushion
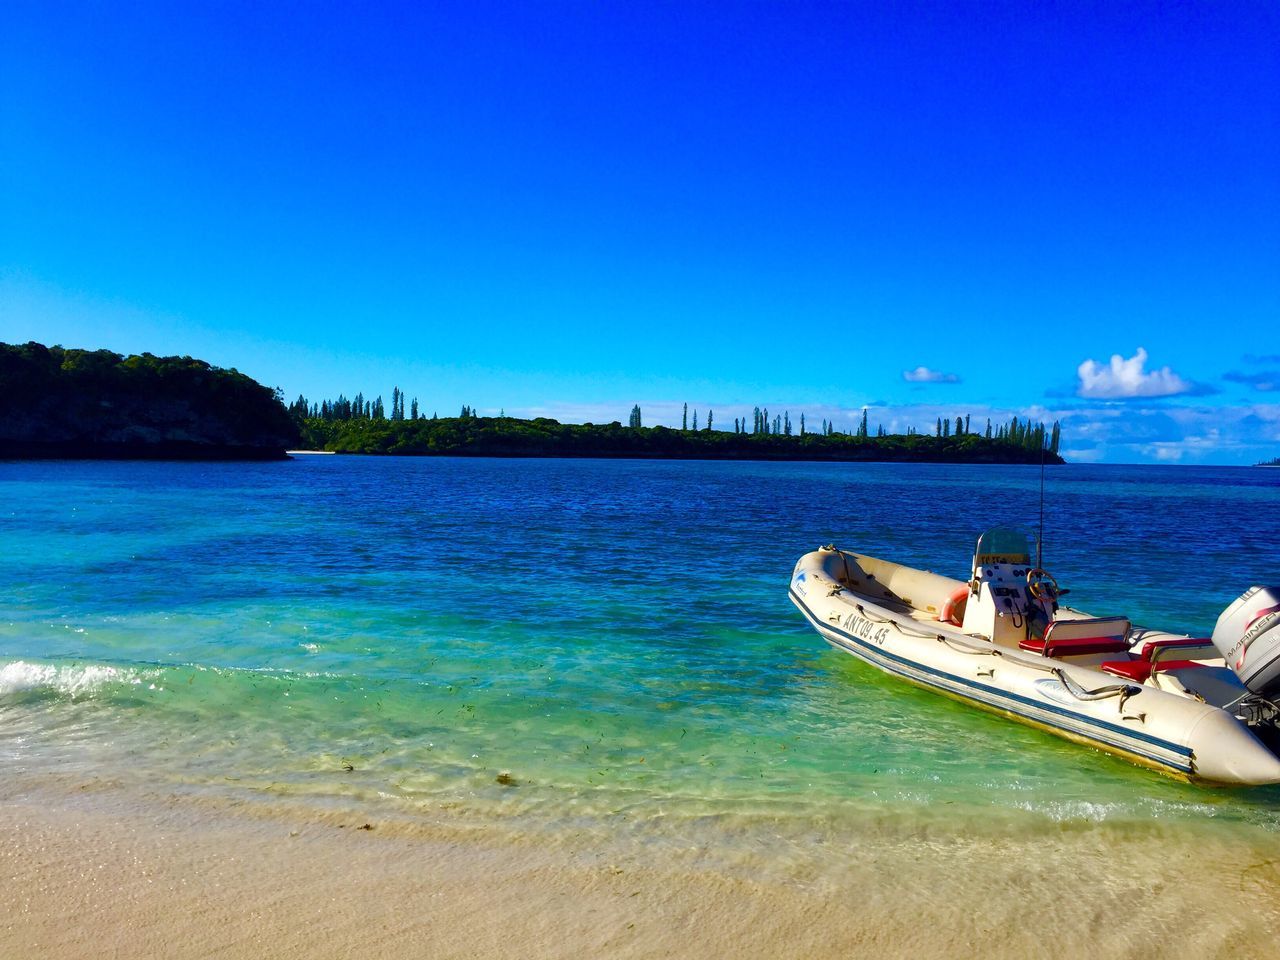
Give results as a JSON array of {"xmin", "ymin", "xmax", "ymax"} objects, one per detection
[
  {"xmin": 1019, "ymin": 636, "xmax": 1132, "ymax": 657},
  {"xmin": 1137, "ymin": 637, "xmax": 1214, "ymax": 660},
  {"xmin": 1100, "ymin": 659, "xmax": 1206, "ymax": 682}
]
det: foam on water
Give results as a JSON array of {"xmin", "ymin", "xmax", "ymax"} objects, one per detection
[{"xmin": 0, "ymin": 659, "xmax": 136, "ymax": 699}]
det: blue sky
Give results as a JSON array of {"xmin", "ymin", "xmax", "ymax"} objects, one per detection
[{"xmin": 2, "ymin": 1, "xmax": 1277, "ymax": 462}]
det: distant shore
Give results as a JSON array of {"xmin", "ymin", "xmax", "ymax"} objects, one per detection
[
  {"xmin": 0, "ymin": 342, "xmax": 297, "ymax": 460},
  {"xmin": 297, "ymin": 416, "xmax": 1065, "ymax": 465}
]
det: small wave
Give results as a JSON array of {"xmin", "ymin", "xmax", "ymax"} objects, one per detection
[{"xmin": 0, "ymin": 660, "xmax": 135, "ymax": 699}]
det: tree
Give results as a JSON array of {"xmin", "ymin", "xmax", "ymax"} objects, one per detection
[
  {"xmin": 955, "ymin": 416, "xmax": 963, "ymax": 436},
  {"xmin": 800, "ymin": 412, "xmax": 806, "ymax": 436},
  {"xmin": 859, "ymin": 409, "xmax": 869, "ymax": 438},
  {"xmin": 985, "ymin": 418, "xmax": 992, "ymax": 439},
  {"xmin": 629, "ymin": 404, "xmax": 643, "ymax": 428},
  {"xmin": 683, "ymin": 403, "xmax": 688, "ymax": 431},
  {"xmin": 936, "ymin": 417, "xmax": 942, "ymax": 437},
  {"xmin": 707, "ymin": 409, "xmax": 713, "ymax": 431},
  {"xmin": 1050, "ymin": 420, "xmax": 1061, "ymax": 455},
  {"xmin": 693, "ymin": 409, "xmax": 699, "ymax": 430},
  {"xmin": 410, "ymin": 397, "xmax": 419, "ymax": 420}
]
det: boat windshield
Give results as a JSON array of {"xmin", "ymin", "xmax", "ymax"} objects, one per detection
[{"xmin": 974, "ymin": 527, "xmax": 1032, "ymax": 566}]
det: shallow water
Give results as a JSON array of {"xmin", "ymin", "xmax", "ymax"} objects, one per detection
[{"xmin": 2, "ymin": 457, "xmax": 1279, "ymax": 841}]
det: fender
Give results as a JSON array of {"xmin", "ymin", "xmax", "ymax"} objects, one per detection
[{"xmin": 939, "ymin": 585, "xmax": 970, "ymax": 627}]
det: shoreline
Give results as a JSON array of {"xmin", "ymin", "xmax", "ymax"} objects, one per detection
[{"xmin": 4, "ymin": 777, "xmax": 1278, "ymax": 959}]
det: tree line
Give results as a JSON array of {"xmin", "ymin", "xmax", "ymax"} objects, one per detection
[
  {"xmin": 626, "ymin": 404, "xmax": 1062, "ymax": 454},
  {"xmin": 291, "ymin": 390, "xmax": 1062, "ymax": 458}
]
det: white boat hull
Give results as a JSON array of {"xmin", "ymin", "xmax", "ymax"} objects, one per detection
[{"xmin": 790, "ymin": 549, "xmax": 1280, "ymax": 786}]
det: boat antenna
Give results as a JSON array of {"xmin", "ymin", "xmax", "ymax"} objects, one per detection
[{"xmin": 1037, "ymin": 433, "xmax": 1046, "ymax": 570}]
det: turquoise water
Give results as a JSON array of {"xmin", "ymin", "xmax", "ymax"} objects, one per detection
[{"xmin": 3, "ymin": 457, "xmax": 1279, "ymax": 833}]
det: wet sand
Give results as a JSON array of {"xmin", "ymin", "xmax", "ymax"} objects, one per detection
[{"xmin": 3, "ymin": 783, "xmax": 1278, "ymax": 960}]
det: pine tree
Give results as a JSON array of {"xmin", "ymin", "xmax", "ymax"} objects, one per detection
[
  {"xmin": 800, "ymin": 412, "xmax": 806, "ymax": 436},
  {"xmin": 986, "ymin": 418, "xmax": 992, "ymax": 439},
  {"xmin": 683, "ymin": 403, "xmax": 688, "ymax": 431},
  {"xmin": 411, "ymin": 398, "xmax": 419, "ymax": 420},
  {"xmin": 965, "ymin": 414, "xmax": 970, "ymax": 435},
  {"xmin": 693, "ymin": 409, "xmax": 699, "ymax": 430},
  {"xmin": 707, "ymin": 409, "xmax": 713, "ymax": 431},
  {"xmin": 1050, "ymin": 420, "xmax": 1061, "ymax": 455},
  {"xmin": 955, "ymin": 416, "xmax": 963, "ymax": 436}
]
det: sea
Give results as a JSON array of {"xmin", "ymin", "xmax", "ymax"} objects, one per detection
[{"xmin": 3, "ymin": 457, "xmax": 1279, "ymax": 868}]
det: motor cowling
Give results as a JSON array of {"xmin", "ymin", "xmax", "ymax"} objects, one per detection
[{"xmin": 1213, "ymin": 586, "xmax": 1280, "ymax": 700}]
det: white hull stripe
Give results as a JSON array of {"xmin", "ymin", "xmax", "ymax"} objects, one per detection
[{"xmin": 790, "ymin": 588, "xmax": 1193, "ymax": 774}]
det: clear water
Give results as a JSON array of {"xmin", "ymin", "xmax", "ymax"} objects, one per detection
[{"xmin": 3, "ymin": 457, "xmax": 1279, "ymax": 837}]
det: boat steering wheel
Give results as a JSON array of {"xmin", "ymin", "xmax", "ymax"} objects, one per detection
[{"xmin": 1026, "ymin": 568, "xmax": 1059, "ymax": 601}]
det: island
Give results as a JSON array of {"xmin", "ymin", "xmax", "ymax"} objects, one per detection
[
  {"xmin": 1, "ymin": 340, "xmax": 1063, "ymax": 464},
  {"xmin": 295, "ymin": 403, "xmax": 1064, "ymax": 465},
  {"xmin": 0, "ymin": 342, "xmax": 298, "ymax": 459}
]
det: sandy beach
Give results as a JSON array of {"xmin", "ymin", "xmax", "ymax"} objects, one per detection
[{"xmin": 4, "ymin": 778, "xmax": 1278, "ymax": 960}]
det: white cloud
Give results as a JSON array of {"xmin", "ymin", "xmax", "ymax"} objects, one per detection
[
  {"xmin": 902, "ymin": 366, "xmax": 960, "ymax": 384},
  {"xmin": 1076, "ymin": 347, "xmax": 1192, "ymax": 399}
]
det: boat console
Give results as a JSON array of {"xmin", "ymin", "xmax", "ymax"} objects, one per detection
[{"xmin": 961, "ymin": 528, "xmax": 1058, "ymax": 646}]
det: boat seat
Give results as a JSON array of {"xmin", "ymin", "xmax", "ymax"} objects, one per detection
[
  {"xmin": 1099, "ymin": 637, "xmax": 1217, "ymax": 683},
  {"xmin": 1020, "ymin": 636, "xmax": 1133, "ymax": 657},
  {"xmin": 1136, "ymin": 637, "xmax": 1215, "ymax": 659},
  {"xmin": 1100, "ymin": 659, "xmax": 1206, "ymax": 683},
  {"xmin": 1019, "ymin": 616, "xmax": 1131, "ymax": 658}
]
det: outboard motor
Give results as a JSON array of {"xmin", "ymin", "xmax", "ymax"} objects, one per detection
[{"xmin": 1213, "ymin": 586, "xmax": 1280, "ymax": 700}]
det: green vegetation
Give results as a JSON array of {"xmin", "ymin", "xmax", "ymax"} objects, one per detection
[
  {"xmin": 1, "ymin": 340, "xmax": 1064, "ymax": 465},
  {"xmin": 0, "ymin": 341, "xmax": 297, "ymax": 459},
  {"xmin": 292, "ymin": 393, "xmax": 1063, "ymax": 463}
]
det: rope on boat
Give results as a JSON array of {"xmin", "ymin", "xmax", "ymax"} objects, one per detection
[
  {"xmin": 854, "ymin": 603, "xmax": 948, "ymax": 642},
  {"xmin": 1050, "ymin": 667, "xmax": 1141, "ymax": 709},
  {"xmin": 823, "ymin": 544, "xmax": 855, "ymax": 587},
  {"xmin": 937, "ymin": 635, "xmax": 1003, "ymax": 657}
]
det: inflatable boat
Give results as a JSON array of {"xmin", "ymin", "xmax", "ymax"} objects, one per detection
[{"xmin": 789, "ymin": 529, "xmax": 1280, "ymax": 785}]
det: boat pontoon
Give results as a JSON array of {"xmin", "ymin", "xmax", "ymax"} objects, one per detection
[{"xmin": 789, "ymin": 529, "xmax": 1280, "ymax": 785}]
